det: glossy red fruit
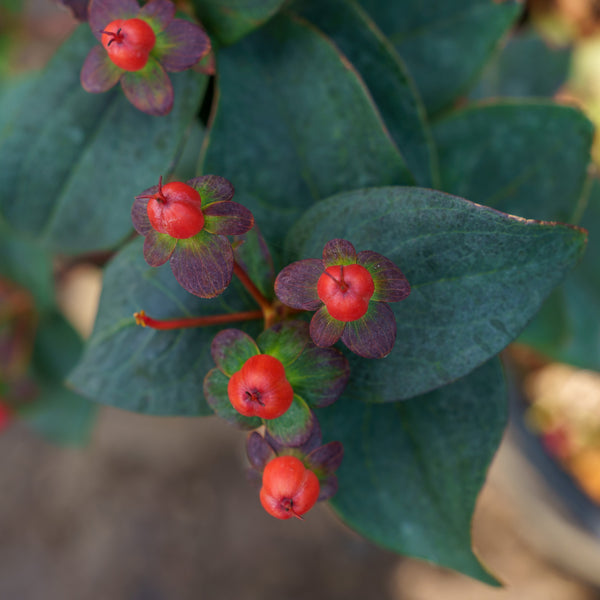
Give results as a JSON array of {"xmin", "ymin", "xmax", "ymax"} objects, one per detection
[
  {"xmin": 140, "ymin": 176, "xmax": 205, "ymax": 239},
  {"xmin": 317, "ymin": 263, "xmax": 375, "ymax": 321},
  {"xmin": 100, "ymin": 18, "xmax": 156, "ymax": 71},
  {"xmin": 227, "ymin": 354, "xmax": 293, "ymax": 419},
  {"xmin": 260, "ymin": 456, "xmax": 320, "ymax": 520}
]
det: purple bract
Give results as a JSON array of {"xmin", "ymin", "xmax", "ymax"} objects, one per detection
[
  {"xmin": 132, "ymin": 175, "xmax": 254, "ymax": 298},
  {"xmin": 274, "ymin": 239, "xmax": 411, "ymax": 359}
]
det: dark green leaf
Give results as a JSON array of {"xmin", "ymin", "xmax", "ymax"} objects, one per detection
[
  {"xmin": 68, "ymin": 237, "xmax": 263, "ymax": 416},
  {"xmin": 292, "ymin": 0, "xmax": 437, "ymax": 187},
  {"xmin": 433, "ymin": 102, "xmax": 593, "ymax": 222},
  {"xmin": 286, "ymin": 187, "xmax": 587, "ymax": 401},
  {"xmin": 191, "ymin": 0, "xmax": 287, "ymax": 45},
  {"xmin": 320, "ymin": 358, "xmax": 506, "ymax": 584},
  {"xmin": 0, "ymin": 25, "xmax": 207, "ymax": 254},
  {"xmin": 233, "ymin": 226, "xmax": 275, "ymax": 299},
  {"xmin": 0, "ymin": 219, "xmax": 54, "ymax": 312},
  {"xmin": 201, "ymin": 12, "xmax": 413, "ymax": 251},
  {"xmin": 470, "ymin": 30, "xmax": 571, "ymax": 100},
  {"xmin": 357, "ymin": 0, "xmax": 522, "ymax": 114},
  {"xmin": 519, "ymin": 177, "xmax": 600, "ymax": 369}
]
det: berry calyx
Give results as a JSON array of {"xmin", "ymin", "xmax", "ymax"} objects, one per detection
[
  {"xmin": 260, "ymin": 456, "xmax": 320, "ymax": 520},
  {"xmin": 100, "ymin": 18, "xmax": 156, "ymax": 71},
  {"xmin": 317, "ymin": 264, "xmax": 375, "ymax": 321},
  {"xmin": 227, "ymin": 354, "xmax": 293, "ymax": 419},
  {"xmin": 139, "ymin": 176, "xmax": 205, "ymax": 239}
]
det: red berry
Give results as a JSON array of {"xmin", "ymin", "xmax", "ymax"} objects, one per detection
[
  {"xmin": 228, "ymin": 354, "xmax": 293, "ymax": 419},
  {"xmin": 260, "ymin": 456, "xmax": 320, "ymax": 520},
  {"xmin": 317, "ymin": 264, "xmax": 375, "ymax": 321},
  {"xmin": 140, "ymin": 176, "xmax": 205, "ymax": 239},
  {"xmin": 100, "ymin": 18, "xmax": 156, "ymax": 71}
]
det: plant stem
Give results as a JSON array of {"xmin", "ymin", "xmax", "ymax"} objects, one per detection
[
  {"xmin": 232, "ymin": 261, "xmax": 272, "ymax": 314},
  {"xmin": 133, "ymin": 309, "xmax": 263, "ymax": 330}
]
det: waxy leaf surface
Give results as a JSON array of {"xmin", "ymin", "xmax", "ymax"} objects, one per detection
[
  {"xmin": 69, "ymin": 237, "xmax": 263, "ymax": 415},
  {"xmin": 202, "ymin": 12, "xmax": 413, "ymax": 251},
  {"xmin": 357, "ymin": 0, "xmax": 521, "ymax": 114},
  {"xmin": 0, "ymin": 26, "xmax": 206, "ymax": 254},
  {"xmin": 292, "ymin": 0, "xmax": 436, "ymax": 187},
  {"xmin": 433, "ymin": 102, "xmax": 593, "ymax": 222},
  {"xmin": 191, "ymin": 0, "xmax": 287, "ymax": 44},
  {"xmin": 286, "ymin": 187, "xmax": 587, "ymax": 401},
  {"xmin": 469, "ymin": 31, "xmax": 571, "ymax": 101},
  {"xmin": 320, "ymin": 358, "xmax": 506, "ymax": 584}
]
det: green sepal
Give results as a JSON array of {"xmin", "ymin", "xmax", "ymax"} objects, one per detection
[
  {"xmin": 256, "ymin": 321, "xmax": 308, "ymax": 368},
  {"xmin": 265, "ymin": 394, "xmax": 315, "ymax": 447},
  {"xmin": 210, "ymin": 328, "xmax": 259, "ymax": 377}
]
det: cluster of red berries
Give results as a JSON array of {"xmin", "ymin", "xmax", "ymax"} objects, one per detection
[{"xmin": 132, "ymin": 170, "xmax": 410, "ymax": 520}]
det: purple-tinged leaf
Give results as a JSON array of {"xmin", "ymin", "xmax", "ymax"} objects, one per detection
[
  {"xmin": 138, "ymin": 0, "xmax": 175, "ymax": 32},
  {"xmin": 210, "ymin": 328, "xmax": 259, "ymax": 376},
  {"xmin": 274, "ymin": 259, "xmax": 323, "ymax": 310},
  {"xmin": 265, "ymin": 417, "xmax": 323, "ymax": 455},
  {"xmin": 310, "ymin": 306, "xmax": 344, "ymax": 347},
  {"xmin": 286, "ymin": 344, "xmax": 349, "ymax": 408},
  {"xmin": 143, "ymin": 230, "xmax": 176, "ymax": 266},
  {"xmin": 318, "ymin": 475, "xmax": 338, "ymax": 502},
  {"xmin": 170, "ymin": 230, "xmax": 233, "ymax": 298},
  {"xmin": 322, "ymin": 238, "xmax": 357, "ymax": 267},
  {"xmin": 341, "ymin": 302, "xmax": 396, "ymax": 359},
  {"xmin": 89, "ymin": 0, "xmax": 140, "ymax": 42},
  {"xmin": 357, "ymin": 250, "xmax": 410, "ymax": 303},
  {"xmin": 80, "ymin": 46, "xmax": 122, "ymax": 93},
  {"xmin": 131, "ymin": 195, "xmax": 153, "ymax": 235},
  {"xmin": 58, "ymin": 0, "xmax": 89, "ymax": 21},
  {"xmin": 188, "ymin": 175, "xmax": 234, "ymax": 206},
  {"xmin": 203, "ymin": 201, "xmax": 254, "ymax": 235},
  {"xmin": 265, "ymin": 394, "xmax": 315, "ymax": 447},
  {"xmin": 120, "ymin": 58, "xmax": 173, "ymax": 116},
  {"xmin": 306, "ymin": 441, "xmax": 344, "ymax": 474},
  {"xmin": 203, "ymin": 368, "xmax": 261, "ymax": 429},
  {"xmin": 256, "ymin": 321, "xmax": 309, "ymax": 368},
  {"xmin": 246, "ymin": 431, "xmax": 277, "ymax": 471},
  {"xmin": 157, "ymin": 19, "xmax": 212, "ymax": 72}
]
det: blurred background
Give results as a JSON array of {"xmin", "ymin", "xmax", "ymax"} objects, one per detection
[{"xmin": 3, "ymin": 0, "xmax": 600, "ymax": 598}]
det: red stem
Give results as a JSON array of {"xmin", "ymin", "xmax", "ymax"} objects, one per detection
[
  {"xmin": 232, "ymin": 260, "xmax": 272, "ymax": 314},
  {"xmin": 134, "ymin": 309, "xmax": 263, "ymax": 330}
]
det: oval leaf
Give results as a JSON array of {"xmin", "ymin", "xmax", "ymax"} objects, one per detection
[
  {"xmin": 286, "ymin": 187, "xmax": 587, "ymax": 401},
  {"xmin": 201, "ymin": 12, "xmax": 413, "ymax": 250},
  {"xmin": 433, "ymin": 102, "xmax": 593, "ymax": 222},
  {"xmin": 68, "ymin": 237, "xmax": 263, "ymax": 416},
  {"xmin": 320, "ymin": 358, "xmax": 506, "ymax": 584},
  {"xmin": 357, "ymin": 0, "xmax": 521, "ymax": 114},
  {"xmin": 292, "ymin": 0, "xmax": 437, "ymax": 186}
]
